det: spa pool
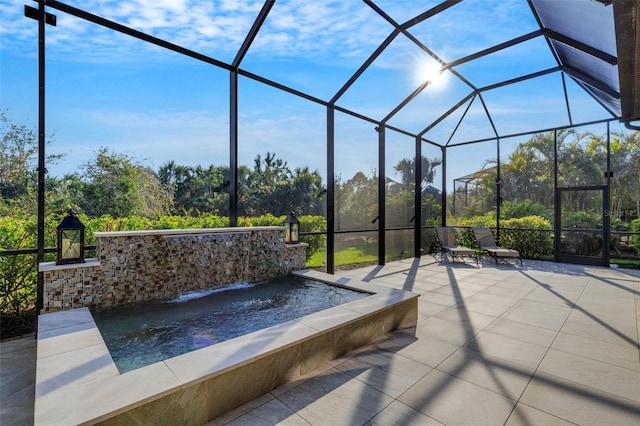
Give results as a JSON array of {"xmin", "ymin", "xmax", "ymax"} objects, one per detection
[{"xmin": 92, "ymin": 275, "xmax": 368, "ymax": 372}]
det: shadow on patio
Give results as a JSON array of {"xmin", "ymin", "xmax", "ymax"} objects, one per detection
[{"xmin": 213, "ymin": 258, "xmax": 640, "ymax": 425}]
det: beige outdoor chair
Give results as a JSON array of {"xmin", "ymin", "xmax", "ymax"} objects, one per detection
[
  {"xmin": 435, "ymin": 226, "xmax": 478, "ymax": 266},
  {"xmin": 472, "ymin": 226, "xmax": 523, "ymax": 266}
]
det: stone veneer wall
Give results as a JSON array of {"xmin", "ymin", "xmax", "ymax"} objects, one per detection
[{"xmin": 39, "ymin": 227, "xmax": 307, "ymax": 313}]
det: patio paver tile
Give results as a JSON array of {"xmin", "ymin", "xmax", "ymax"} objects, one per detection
[
  {"xmin": 465, "ymin": 291, "xmax": 523, "ymax": 308},
  {"xmin": 450, "ymin": 298, "xmax": 511, "ymax": 317},
  {"xmin": 275, "ymin": 367, "xmax": 394, "ymax": 426},
  {"xmin": 398, "ymin": 369, "xmax": 517, "ymax": 426},
  {"xmin": 520, "ymin": 371, "xmax": 640, "ymax": 425},
  {"xmin": 483, "ymin": 317, "xmax": 559, "ymax": 347},
  {"xmin": 502, "ymin": 299, "xmax": 572, "ymax": 331},
  {"xmin": 536, "ymin": 349, "xmax": 640, "ymax": 401},
  {"xmin": 207, "ymin": 393, "xmax": 276, "ymax": 425},
  {"xmin": 420, "ymin": 291, "xmax": 462, "ymax": 307},
  {"xmin": 333, "ymin": 348, "xmax": 433, "ymax": 399},
  {"xmin": 433, "ymin": 305, "xmax": 498, "ymax": 330},
  {"xmin": 416, "ymin": 298, "xmax": 450, "ymax": 319},
  {"xmin": 372, "ymin": 333, "xmax": 462, "ymax": 369},
  {"xmin": 414, "ymin": 316, "xmax": 479, "ymax": 347},
  {"xmin": 551, "ymin": 331, "xmax": 640, "ymax": 371},
  {"xmin": 364, "ymin": 400, "xmax": 444, "ymax": 425},
  {"xmin": 504, "ymin": 402, "xmax": 581, "ymax": 425},
  {"xmin": 560, "ymin": 309, "xmax": 639, "ymax": 347},
  {"xmin": 435, "ymin": 347, "xmax": 536, "ymax": 399},
  {"xmin": 483, "ymin": 285, "xmax": 535, "ymax": 300},
  {"xmin": 523, "ymin": 285, "xmax": 585, "ymax": 306},
  {"xmin": 464, "ymin": 330, "xmax": 550, "ymax": 370},
  {"xmin": 223, "ymin": 398, "xmax": 309, "ymax": 426}
]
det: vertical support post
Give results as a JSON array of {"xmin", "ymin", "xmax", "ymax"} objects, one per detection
[
  {"xmin": 604, "ymin": 122, "xmax": 611, "ymax": 265},
  {"xmin": 553, "ymin": 130, "xmax": 560, "ymax": 262},
  {"xmin": 496, "ymin": 138, "xmax": 501, "ymax": 242},
  {"xmin": 441, "ymin": 146, "xmax": 447, "ymax": 226},
  {"xmin": 378, "ymin": 125, "xmax": 386, "ymax": 266},
  {"xmin": 326, "ymin": 107, "xmax": 335, "ymax": 274},
  {"xmin": 414, "ymin": 136, "xmax": 422, "ymax": 257},
  {"xmin": 36, "ymin": 0, "xmax": 47, "ymax": 316},
  {"xmin": 464, "ymin": 182, "xmax": 468, "ymax": 207},
  {"xmin": 229, "ymin": 71, "xmax": 238, "ymax": 226},
  {"xmin": 452, "ymin": 180, "xmax": 456, "ymax": 217}
]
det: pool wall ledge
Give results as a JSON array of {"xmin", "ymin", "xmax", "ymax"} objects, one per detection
[{"xmin": 34, "ymin": 270, "xmax": 418, "ymax": 425}]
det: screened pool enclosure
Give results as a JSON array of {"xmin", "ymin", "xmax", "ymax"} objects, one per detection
[{"xmin": 20, "ymin": 0, "xmax": 640, "ymax": 289}]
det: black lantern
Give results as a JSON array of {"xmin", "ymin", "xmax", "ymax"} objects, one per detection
[
  {"xmin": 56, "ymin": 209, "xmax": 85, "ymax": 265},
  {"xmin": 283, "ymin": 211, "xmax": 300, "ymax": 244}
]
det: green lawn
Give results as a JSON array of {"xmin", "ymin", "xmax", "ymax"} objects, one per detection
[
  {"xmin": 306, "ymin": 244, "xmax": 408, "ymax": 269},
  {"xmin": 610, "ymin": 258, "xmax": 640, "ymax": 268}
]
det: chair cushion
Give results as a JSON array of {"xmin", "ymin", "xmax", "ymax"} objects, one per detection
[{"xmin": 485, "ymin": 248, "xmax": 520, "ymax": 257}]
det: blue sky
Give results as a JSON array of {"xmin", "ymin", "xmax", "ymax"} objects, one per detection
[{"xmin": 0, "ymin": 0, "xmax": 623, "ymax": 186}]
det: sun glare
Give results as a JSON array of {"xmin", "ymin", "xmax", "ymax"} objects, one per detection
[{"xmin": 413, "ymin": 56, "xmax": 448, "ymax": 91}]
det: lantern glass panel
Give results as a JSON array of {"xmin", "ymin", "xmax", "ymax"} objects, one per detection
[
  {"xmin": 60, "ymin": 229, "xmax": 82, "ymax": 259},
  {"xmin": 284, "ymin": 212, "xmax": 300, "ymax": 244}
]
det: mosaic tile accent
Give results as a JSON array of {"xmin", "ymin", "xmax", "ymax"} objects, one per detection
[{"xmin": 40, "ymin": 227, "xmax": 308, "ymax": 313}]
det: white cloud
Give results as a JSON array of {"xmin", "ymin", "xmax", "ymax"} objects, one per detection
[
  {"xmin": 1, "ymin": 0, "xmax": 389, "ymax": 68},
  {"xmin": 247, "ymin": 0, "xmax": 390, "ymax": 64},
  {"xmin": 0, "ymin": 1, "xmax": 37, "ymax": 47},
  {"xmin": 6, "ymin": 0, "xmax": 527, "ymax": 80}
]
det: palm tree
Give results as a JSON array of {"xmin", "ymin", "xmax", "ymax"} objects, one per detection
[{"xmin": 392, "ymin": 155, "xmax": 442, "ymax": 188}]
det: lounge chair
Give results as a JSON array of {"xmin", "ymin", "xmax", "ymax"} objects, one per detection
[
  {"xmin": 435, "ymin": 226, "xmax": 478, "ymax": 266},
  {"xmin": 472, "ymin": 226, "xmax": 523, "ymax": 266}
]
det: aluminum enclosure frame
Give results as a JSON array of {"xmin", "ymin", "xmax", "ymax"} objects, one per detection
[{"xmin": 26, "ymin": 0, "xmax": 631, "ymax": 314}]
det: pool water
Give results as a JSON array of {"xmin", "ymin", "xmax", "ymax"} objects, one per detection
[{"xmin": 91, "ymin": 275, "xmax": 368, "ymax": 372}]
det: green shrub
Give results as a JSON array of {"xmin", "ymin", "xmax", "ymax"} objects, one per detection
[
  {"xmin": 299, "ymin": 215, "xmax": 326, "ymax": 259},
  {"xmin": 195, "ymin": 213, "xmax": 229, "ymax": 229},
  {"xmin": 501, "ymin": 200, "xmax": 552, "ymax": 221},
  {"xmin": 238, "ymin": 213, "xmax": 282, "ymax": 227},
  {"xmin": 118, "ymin": 216, "xmax": 154, "ymax": 231},
  {"xmin": 562, "ymin": 211, "xmax": 600, "ymax": 229},
  {"xmin": 452, "ymin": 215, "xmax": 552, "ymax": 259},
  {"xmin": 454, "ymin": 215, "xmax": 495, "ymax": 247},
  {"xmin": 454, "ymin": 214, "xmax": 496, "ymax": 228},
  {"xmin": 500, "ymin": 216, "xmax": 553, "ymax": 259},
  {"xmin": 237, "ymin": 214, "xmax": 326, "ymax": 260},
  {"xmin": 631, "ymin": 219, "xmax": 640, "ymax": 252},
  {"xmin": 83, "ymin": 214, "xmax": 114, "ymax": 244},
  {"xmin": 0, "ymin": 216, "xmax": 37, "ymax": 316},
  {"xmin": 152, "ymin": 215, "xmax": 192, "ymax": 230}
]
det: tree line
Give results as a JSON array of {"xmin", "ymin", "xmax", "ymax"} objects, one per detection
[
  {"xmin": 0, "ymin": 112, "xmax": 326, "ymax": 220},
  {"xmin": 453, "ymin": 128, "xmax": 640, "ymax": 228},
  {"xmin": 1, "ymin": 112, "xmax": 445, "ymax": 227},
  {"xmin": 4, "ymin": 112, "xmax": 640, "ymax": 233}
]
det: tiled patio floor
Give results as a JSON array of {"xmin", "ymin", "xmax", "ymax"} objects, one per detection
[
  {"xmin": 2, "ymin": 257, "xmax": 639, "ymax": 425},
  {"xmin": 0, "ymin": 334, "xmax": 36, "ymax": 425},
  {"xmin": 211, "ymin": 258, "xmax": 640, "ymax": 425}
]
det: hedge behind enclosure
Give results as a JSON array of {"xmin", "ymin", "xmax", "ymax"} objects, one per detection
[
  {"xmin": 453, "ymin": 215, "xmax": 553, "ymax": 259},
  {"xmin": 1, "ymin": 213, "xmax": 327, "ymax": 340}
]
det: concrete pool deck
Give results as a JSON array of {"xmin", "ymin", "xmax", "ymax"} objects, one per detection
[{"xmin": 2, "ymin": 257, "xmax": 639, "ymax": 425}]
